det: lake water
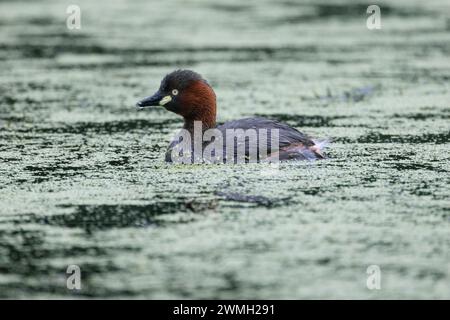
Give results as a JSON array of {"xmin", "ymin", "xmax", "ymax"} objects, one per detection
[{"xmin": 0, "ymin": 0, "xmax": 449, "ymax": 298}]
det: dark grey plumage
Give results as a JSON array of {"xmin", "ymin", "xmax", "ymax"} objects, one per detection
[{"xmin": 165, "ymin": 117, "xmax": 323, "ymax": 163}]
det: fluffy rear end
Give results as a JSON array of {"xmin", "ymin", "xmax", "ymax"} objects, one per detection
[{"xmin": 271, "ymin": 139, "xmax": 330, "ymax": 161}]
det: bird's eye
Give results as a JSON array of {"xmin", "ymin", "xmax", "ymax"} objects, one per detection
[{"xmin": 172, "ymin": 89, "xmax": 179, "ymax": 96}]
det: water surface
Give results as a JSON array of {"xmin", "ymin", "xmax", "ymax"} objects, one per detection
[{"xmin": 0, "ymin": 0, "xmax": 449, "ymax": 298}]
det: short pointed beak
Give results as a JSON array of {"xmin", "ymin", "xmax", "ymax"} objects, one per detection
[{"xmin": 136, "ymin": 91, "xmax": 164, "ymax": 108}]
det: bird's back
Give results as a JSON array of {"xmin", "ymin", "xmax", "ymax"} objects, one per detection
[{"xmin": 215, "ymin": 117, "xmax": 323, "ymax": 162}]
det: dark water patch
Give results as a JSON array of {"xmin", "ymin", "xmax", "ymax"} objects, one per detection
[
  {"xmin": 300, "ymin": 187, "xmax": 323, "ymax": 196},
  {"xmin": 216, "ymin": 191, "xmax": 290, "ymax": 208},
  {"xmin": 52, "ymin": 48, "xmax": 319, "ymax": 69},
  {"xmin": 315, "ymin": 3, "xmax": 383, "ymax": 18},
  {"xmin": 361, "ymin": 174, "xmax": 378, "ymax": 184},
  {"xmin": 0, "ymin": 221, "xmax": 140, "ymax": 297},
  {"xmin": 0, "ymin": 96, "xmax": 60, "ymax": 108},
  {"xmin": 54, "ymin": 59, "xmax": 200, "ymax": 69},
  {"xmin": 0, "ymin": 94, "xmax": 19, "ymax": 105},
  {"xmin": 209, "ymin": 4, "xmax": 252, "ymax": 12},
  {"xmin": 353, "ymin": 131, "xmax": 450, "ymax": 144},
  {"xmin": 254, "ymin": 113, "xmax": 354, "ymax": 128},
  {"xmin": 392, "ymin": 112, "xmax": 450, "ymax": 120},
  {"xmin": 414, "ymin": 269, "xmax": 447, "ymax": 281},
  {"xmin": 0, "ymin": 228, "xmax": 119, "ymax": 276},
  {"xmin": 0, "ymin": 42, "xmax": 109, "ymax": 59},
  {"xmin": 13, "ymin": 118, "xmax": 181, "ymax": 135},
  {"xmin": 377, "ymin": 42, "xmax": 450, "ymax": 55},
  {"xmin": 421, "ymin": 107, "xmax": 450, "ymax": 113},
  {"xmin": 24, "ymin": 165, "xmax": 83, "ymax": 172},
  {"xmin": 392, "ymin": 27, "xmax": 450, "ymax": 36},
  {"xmin": 0, "ymin": 82, "xmax": 72, "ymax": 106},
  {"xmin": 0, "ymin": 157, "xmax": 21, "ymax": 162},
  {"xmin": 184, "ymin": 199, "xmax": 219, "ymax": 212},
  {"xmin": 385, "ymin": 153, "xmax": 414, "ymax": 161},
  {"xmin": 388, "ymin": 162, "xmax": 447, "ymax": 173},
  {"xmin": 0, "ymin": 114, "xmax": 25, "ymax": 122},
  {"xmin": 409, "ymin": 184, "xmax": 434, "ymax": 197},
  {"xmin": 2, "ymin": 41, "xmax": 379, "ymax": 68},
  {"xmin": 0, "ymin": 42, "xmax": 320, "ymax": 62},
  {"xmin": 325, "ymin": 58, "xmax": 368, "ymax": 65},
  {"xmin": 23, "ymin": 164, "xmax": 87, "ymax": 183},
  {"xmin": 280, "ymin": 2, "xmax": 435, "ymax": 19},
  {"xmin": 274, "ymin": 3, "xmax": 366, "ymax": 25},
  {"xmin": 18, "ymin": 31, "xmax": 90, "ymax": 40},
  {"xmin": 441, "ymin": 208, "xmax": 450, "ymax": 221},
  {"xmin": 26, "ymin": 16, "xmax": 59, "ymax": 26},
  {"xmin": 216, "ymin": 272, "xmax": 242, "ymax": 294},
  {"xmin": 0, "ymin": 274, "xmax": 139, "ymax": 299},
  {"xmin": 267, "ymin": 3, "xmax": 383, "ymax": 26},
  {"xmin": 108, "ymin": 156, "xmax": 130, "ymax": 166},
  {"xmin": 40, "ymin": 44, "xmax": 320, "ymax": 56},
  {"xmin": 28, "ymin": 204, "xmax": 177, "ymax": 231},
  {"xmin": 23, "ymin": 201, "xmax": 216, "ymax": 232}
]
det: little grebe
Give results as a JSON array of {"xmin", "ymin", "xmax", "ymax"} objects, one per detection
[{"xmin": 136, "ymin": 70, "xmax": 327, "ymax": 163}]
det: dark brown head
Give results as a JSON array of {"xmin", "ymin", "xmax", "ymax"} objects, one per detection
[{"xmin": 136, "ymin": 70, "xmax": 217, "ymax": 129}]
